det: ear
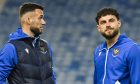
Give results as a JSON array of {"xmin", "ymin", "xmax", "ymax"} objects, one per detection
[
  {"xmin": 25, "ymin": 17, "xmax": 32, "ymax": 25},
  {"xmin": 97, "ymin": 25, "xmax": 101, "ymax": 32},
  {"xmin": 118, "ymin": 20, "xmax": 121, "ymax": 28}
]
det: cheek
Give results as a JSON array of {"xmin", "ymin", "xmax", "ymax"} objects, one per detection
[
  {"xmin": 35, "ymin": 20, "xmax": 41, "ymax": 25},
  {"xmin": 97, "ymin": 26, "xmax": 101, "ymax": 32},
  {"xmin": 113, "ymin": 24, "xmax": 120, "ymax": 29},
  {"xmin": 32, "ymin": 20, "xmax": 39, "ymax": 26},
  {"xmin": 112, "ymin": 22, "xmax": 120, "ymax": 27},
  {"xmin": 118, "ymin": 23, "xmax": 121, "ymax": 28},
  {"xmin": 31, "ymin": 22, "xmax": 36, "ymax": 26},
  {"xmin": 98, "ymin": 26, "xmax": 105, "ymax": 32}
]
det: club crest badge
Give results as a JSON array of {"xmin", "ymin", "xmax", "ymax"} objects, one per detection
[
  {"xmin": 113, "ymin": 48, "xmax": 119, "ymax": 56},
  {"xmin": 40, "ymin": 46, "xmax": 47, "ymax": 54}
]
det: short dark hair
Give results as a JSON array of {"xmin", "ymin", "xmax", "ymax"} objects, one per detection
[
  {"xmin": 95, "ymin": 7, "xmax": 120, "ymax": 24},
  {"xmin": 19, "ymin": 2, "xmax": 44, "ymax": 17}
]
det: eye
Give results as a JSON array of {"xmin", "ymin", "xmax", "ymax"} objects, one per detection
[
  {"xmin": 39, "ymin": 15, "xmax": 44, "ymax": 19},
  {"xmin": 109, "ymin": 18, "xmax": 115, "ymax": 22},
  {"xmin": 100, "ymin": 21, "xmax": 106, "ymax": 25},
  {"xmin": 39, "ymin": 16, "xmax": 43, "ymax": 19}
]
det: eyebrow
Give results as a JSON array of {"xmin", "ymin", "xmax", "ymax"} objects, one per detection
[
  {"xmin": 109, "ymin": 18, "xmax": 115, "ymax": 21},
  {"xmin": 100, "ymin": 20, "xmax": 106, "ymax": 24},
  {"xmin": 100, "ymin": 17, "xmax": 115, "ymax": 23}
]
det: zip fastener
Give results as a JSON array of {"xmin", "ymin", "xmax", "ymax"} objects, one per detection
[
  {"xmin": 101, "ymin": 38, "xmax": 118, "ymax": 84},
  {"xmin": 102, "ymin": 49, "xmax": 109, "ymax": 84}
]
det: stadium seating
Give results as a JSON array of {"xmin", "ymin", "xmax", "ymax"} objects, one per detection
[{"xmin": 0, "ymin": 0, "xmax": 140, "ymax": 84}]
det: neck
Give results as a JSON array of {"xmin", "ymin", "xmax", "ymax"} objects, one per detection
[
  {"xmin": 106, "ymin": 33, "xmax": 120, "ymax": 48},
  {"xmin": 22, "ymin": 25, "xmax": 34, "ymax": 37}
]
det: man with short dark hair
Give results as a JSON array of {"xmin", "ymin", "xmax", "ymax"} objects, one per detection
[
  {"xmin": 0, "ymin": 2, "xmax": 56, "ymax": 84},
  {"xmin": 93, "ymin": 7, "xmax": 140, "ymax": 84}
]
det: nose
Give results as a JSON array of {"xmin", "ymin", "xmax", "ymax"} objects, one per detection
[
  {"xmin": 106, "ymin": 22, "xmax": 110, "ymax": 26},
  {"xmin": 42, "ymin": 19, "xmax": 46, "ymax": 25}
]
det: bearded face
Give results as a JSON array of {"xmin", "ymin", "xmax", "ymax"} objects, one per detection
[
  {"xmin": 97, "ymin": 15, "xmax": 121, "ymax": 40},
  {"xmin": 30, "ymin": 26, "xmax": 42, "ymax": 37},
  {"xmin": 29, "ymin": 9, "xmax": 46, "ymax": 37},
  {"xmin": 100, "ymin": 26, "xmax": 119, "ymax": 40}
]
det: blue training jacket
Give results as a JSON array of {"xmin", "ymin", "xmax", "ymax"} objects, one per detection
[
  {"xmin": 94, "ymin": 34, "xmax": 140, "ymax": 84},
  {"xmin": 0, "ymin": 27, "xmax": 56, "ymax": 84}
]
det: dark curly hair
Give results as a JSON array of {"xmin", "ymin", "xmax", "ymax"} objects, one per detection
[{"xmin": 95, "ymin": 7, "xmax": 120, "ymax": 24}]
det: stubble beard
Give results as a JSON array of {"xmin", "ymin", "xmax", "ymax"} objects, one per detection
[
  {"xmin": 30, "ymin": 27, "xmax": 42, "ymax": 37},
  {"xmin": 101, "ymin": 28, "xmax": 119, "ymax": 40}
]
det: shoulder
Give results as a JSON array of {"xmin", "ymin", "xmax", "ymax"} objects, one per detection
[
  {"xmin": 39, "ymin": 38, "xmax": 52, "ymax": 51},
  {"xmin": 94, "ymin": 44, "xmax": 103, "ymax": 53},
  {"xmin": 39, "ymin": 39, "xmax": 49, "ymax": 46},
  {"xmin": 129, "ymin": 43, "xmax": 140, "ymax": 52},
  {"xmin": 119, "ymin": 38, "xmax": 138, "ymax": 51},
  {"xmin": 39, "ymin": 39, "xmax": 52, "ymax": 48},
  {"xmin": 0, "ymin": 43, "xmax": 18, "ymax": 64},
  {"xmin": 126, "ymin": 40, "xmax": 139, "ymax": 51},
  {"xmin": 93, "ymin": 44, "xmax": 103, "ymax": 58},
  {"xmin": 1, "ymin": 43, "xmax": 16, "ymax": 52},
  {"xmin": 40, "ymin": 38, "xmax": 48, "ymax": 43},
  {"xmin": 0, "ymin": 43, "xmax": 17, "ymax": 57},
  {"xmin": 126, "ymin": 43, "xmax": 140, "ymax": 60}
]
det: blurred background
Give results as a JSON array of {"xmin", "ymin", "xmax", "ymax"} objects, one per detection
[{"xmin": 0, "ymin": 0, "xmax": 140, "ymax": 84}]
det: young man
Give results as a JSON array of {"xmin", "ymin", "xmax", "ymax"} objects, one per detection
[
  {"xmin": 93, "ymin": 7, "xmax": 140, "ymax": 84},
  {"xmin": 0, "ymin": 3, "xmax": 56, "ymax": 84}
]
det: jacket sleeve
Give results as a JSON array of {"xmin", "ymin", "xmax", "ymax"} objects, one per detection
[
  {"xmin": 48, "ymin": 45, "xmax": 56, "ymax": 84},
  {"xmin": 94, "ymin": 65, "xmax": 97, "ymax": 84},
  {"xmin": 93, "ymin": 47, "xmax": 98, "ymax": 84},
  {"xmin": 0, "ymin": 43, "xmax": 18, "ymax": 84},
  {"xmin": 127, "ymin": 44, "xmax": 140, "ymax": 84}
]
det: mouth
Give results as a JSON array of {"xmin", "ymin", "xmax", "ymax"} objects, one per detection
[
  {"xmin": 105, "ymin": 27, "xmax": 114, "ymax": 31},
  {"xmin": 105, "ymin": 29, "xmax": 113, "ymax": 34},
  {"xmin": 41, "ymin": 25, "xmax": 45, "ymax": 29},
  {"xmin": 40, "ymin": 27, "xmax": 44, "ymax": 31},
  {"xmin": 40, "ymin": 27, "xmax": 44, "ymax": 29},
  {"xmin": 105, "ymin": 29, "xmax": 112, "ymax": 32}
]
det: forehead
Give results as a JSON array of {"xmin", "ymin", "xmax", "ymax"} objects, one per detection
[
  {"xmin": 99, "ymin": 15, "xmax": 117, "ymax": 21},
  {"xmin": 34, "ymin": 9, "xmax": 44, "ymax": 15}
]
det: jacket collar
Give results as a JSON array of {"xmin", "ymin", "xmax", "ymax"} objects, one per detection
[
  {"xmin": 99, "ymin": 34, "xmax": 128, "ymax": 51},
  {"xmin": 9, "ymin": 27, "xmax": 40, "ymax": 47}
]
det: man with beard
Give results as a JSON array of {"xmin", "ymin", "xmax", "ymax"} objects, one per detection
[
  {"xmin": 0, "ymin": 3, "xmax": 56, "ymax": 84},
  {"xmin": 93, "ymin": 7, "xmax": 140, "ymax": 84}
]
